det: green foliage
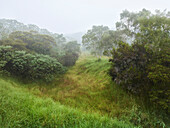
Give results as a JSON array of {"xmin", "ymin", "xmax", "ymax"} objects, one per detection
[
  {"xmin": 147, "ymin": 50, "xmax": 170, "ymax": 112},
  {"xmin": 0, "ymin": 31, "xmax": 80, "ymax": 67},
  {"xmin": 9, "ymin": 31, "xmax": 56, "ymax": 55},
  {"xmin": 110, "ymin": 9, "xmax": 170, "ymax": 113},
  {"xmin": 136, "ymin": 15, "xmax": 170, "ymax": 51},
  {"xmin": 101, "ymin": 30, "xmax": 126, "ymax": 56},
  {"xmin": 0, "ymin": 19, "xmax": 66, "ymax": 44},
  {"xmin": 109, "ymin": 42, "xmax": 170, "ymax": 113},
  {"xmin": 110, "ymin": 43, "xmax": 170, "ymax": 114},
  {"xmin": 0, "ymin": 19, "xmax": 80, "ymax": 67},
  {"xmin": 110, "ymin": 40, "xmax": 170, "ymax": 112},
  {"xmin": 60, "ymin": 52, "xmax": 79, "ymax": 66},
  {"xmin": 0, "ymin": 46, "xmax": 65, "ymax": 82},
  {"xmin": 59, "ymin": 41, "xmax": 80, "ymax": 66},
  {"xmin": 148, "ymin": 64, "xmax": 170, "ymax": 84},
  {"xmin": 116, "ymin": 9, "xmax": 170, "ymax": 44},
  {"xmin": 1, "ymin": 56, "xmax": 168, "ymax": 128},
  {"xmin": 0, "ymin": 46, "xmax": 13, "ymax": 76},
  {"xmin": 82, "ymin": 25, "xmax": 109, "ymax": 56},
  {"xmin": 109, "ymin": 42, "xmax": 150, "ymax": 92},
  {"xmin": 116, "ymin": 9, "xmax": 152, "ymax": 40},
  {"xmin": 124, "ymin": 105, "xmax": 166, "ymax": 128}
]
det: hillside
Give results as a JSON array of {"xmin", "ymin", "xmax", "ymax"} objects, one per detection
[
  {"xmin": 28, "ymin": 55, "xmax": 136, "ymax": 117},
  {"xmin": 0, "ymin": 56, "xmax": 135, "ymax": 128},
  {"xmin": 0, "ymin": 55, "xmax": 168, "ymax": 128},
  {"xmin": 0, "ymin": 19, "xmax": 56, "ymax": 36},
  {"xmin": 0, "ymin": 79, "xmax": 135, "ymax": 128},
  {"xmin": 0, "ymin": 19, "xmax": 66, "ymax": 45},
  {"xmin": 0, "ymin": 2, "xmax": 169, "ymax": 128}
]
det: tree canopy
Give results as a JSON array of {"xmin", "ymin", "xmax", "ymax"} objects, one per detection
[{"xmin": 82, "ymin": 25, "xmax": 109, "ymax": 56}]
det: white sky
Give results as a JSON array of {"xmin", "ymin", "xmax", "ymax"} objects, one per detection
[{"xmin": 0, "ymin": 0, "xmax": 169, "ymax": 34}]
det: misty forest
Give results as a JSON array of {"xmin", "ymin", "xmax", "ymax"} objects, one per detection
[{"xmin": 0, "ymin": 2, "xmax": 170, "ymax": 128}]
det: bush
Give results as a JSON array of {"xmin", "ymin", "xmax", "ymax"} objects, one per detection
[
  {"xmin": 109, "ymin": 42, "xmax": 170, "ymax": 112},
  {"xmin": 0, "ymin": 46, "xmax": 65, "ymax": 82},
  {"xmin": 58, "ymin": 41, "xmax": 80, "ymax": 66},
  {"xmin": 59, "ymin": 52, "xmax": 79, "ymax": 66},
  {"xmin": 147, "ymin": 50, "xmax": 170, "ymax": 112},
  {"xmin": 109, "ymin": 42, "xmax": 150, "ymax": 92}
]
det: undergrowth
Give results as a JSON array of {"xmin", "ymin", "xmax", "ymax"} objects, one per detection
[{"xmin": 0, "ymin": 55, "xmax": 169, "ymax": 127}]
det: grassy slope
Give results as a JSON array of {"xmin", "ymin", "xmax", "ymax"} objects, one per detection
[
  {"xmin": 28, "ymin": 55, "xmax": 137, "ymax": 118},
  {"xmin": 26, "ymin": 55, "xmax": 169, "ymax": 127},
  {"xmin": 0, "ymin": 55, "xmax": 168, "ymax": 127},
  {"xmin": 0, "ymin": 79, "xmax": 134, "ymax": 128}
]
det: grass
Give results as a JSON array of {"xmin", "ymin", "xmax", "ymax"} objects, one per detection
[
  {"xmin": 0, "ymin": 55, "xmax": 169, "ymax": 127},
  {"xmin": 27, "ymin": 55, "xmax": 137, "ymax": 118},
  {"xmin": 0, "ymin": 79, "xmax": 134, "ymax": 128}
]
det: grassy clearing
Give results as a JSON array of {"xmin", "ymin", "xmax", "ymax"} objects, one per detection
[
  {"xmin": 0, "ymin": 79, "xmax": 134, "ymax": 128},
  {"xmin": 25, "ymin": 55, "xmax": 169, "ymax": 127},
  {"xmin": 27, "ymin": 55, "xmax": 136, "ymax": 118},
  {"xmin": 0, "ymin": 55, "xmax": 168, "ymax": 127}
]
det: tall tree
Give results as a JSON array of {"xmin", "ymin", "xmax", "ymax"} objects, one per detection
[
  {"xmin": 0, "ymin": 31, "xmax": 57, "ymax": 55},
  {"xmin": 101, "ymin": 30, "xmax": 126, "ymax": 56},
  {"xmin": 116, "ymin": 9, "xmax": 170, "ymax": 43},
  {"xmin": 116, "ymin": 9, "xmax": 151, "ymax": 41},
  {"xmin": 82, "ymin": 25, "xmax": 109, "ymax": 56}
]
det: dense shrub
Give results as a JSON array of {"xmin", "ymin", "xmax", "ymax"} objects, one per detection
[
  {"xmin": 0, "ymin": 46, "xmax": 65, "ymax": 82},
  {"xmin": 0, "ymin": 35, "xmax": 80, "ymax": 67},
  {"xmin": 59, "ymin": 52, "xmax": 79, "ymax": 67},
  {"xmin": 109, "ymin": 42, "xmax": 150, "ymax": 92},
  {"xmin": 58, "ymin": 41, "xmax": 80, "ymax": 66},
  {"xmin": 109, "ymin": 11, "xmax": 170, "ymax": 113},
  {"xmin": 109, "ymin": 42, "xmax": 170, "ymax": 112},
  {"xmin": 147, "ymin": 49, "xmax": 170, "ymax": 112}
]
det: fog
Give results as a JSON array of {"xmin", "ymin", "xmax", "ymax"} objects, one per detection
[{"xmin": 0, "ymin": 0, "xmax": 169, "ymax": 34}]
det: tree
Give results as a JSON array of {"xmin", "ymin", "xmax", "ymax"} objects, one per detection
[
  {"xmin": 2, "ymin": 31, "xmax": 57, "ymax": 55},
  {"xmin": 136, "ymin": 14, "xmax": 170, "ymax": 51},
  {"xmin": 101, "ymin": 30, "xmax": 126, "ymax": 56},
  {"xmin": 82, "ymin": 25, "xmax": 109, "ymax": 56},
  {"xmin": 64, "ymin": 41, "xmax": 80, "ymax": 54},
  {"xmin": 0, "ymin": 19, "xmax": 67, "ymax": 45},
  {"xmin": 116, "ymin": 9, "xmax": 170, "ymax": 43},
  {"xmin": 59, "ymin": 41, "xmax": 80, "ymax": 66},
  {"xmin": 110, "ymin": 9, "xmax": 170, "ymax": 113},
  {"xmin": 116, "ymin": 9, "xmax": 151, "ymax": 41}
]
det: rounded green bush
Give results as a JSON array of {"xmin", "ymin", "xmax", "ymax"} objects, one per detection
[{"xmin": 0, "ymin": 46, "xmax": 65, "ymax": 82}]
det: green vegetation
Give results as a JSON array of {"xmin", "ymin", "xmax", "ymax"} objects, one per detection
[
  {"xmin": 0, "ymin": 78, "xmax": 134, "ymax": 128},
  {"xmin": 82, "ymin": 26, "xmax": 125, "ymax": 56},
  {"xmin": 0, "ymin": 26, "xmax": 81, "ymax": 81},
  {"xmin": 109, "ymin": 10, "xmax": 170, "ymax": 113},
  {"xmin": 82, "ymin": 25, "xmax": 109, "ymax": 56},
  {"xmin": 0, "ymin": 8, "xmax": 169, "ymax": 128},
  {"xmin": 0, "ymin": 22, "xmax": 80, "ymax": 68},
  {"xmin": 0, "ymin": 19, "xmax": 66, "ymax": 44},
  {"xmin": 59, "ymin": 41, "xmax": 80, "ymax": 66},
  {"xmin": 0, "ymin": 46, "xmax": 65, "ymax": 82},
  {"xmin": 28, "ymin": 56, "xmax": 135, "ymax": 117},
  {"xmin": 0, "ymin": 56, "xmax": 167, "ymax": 127}
]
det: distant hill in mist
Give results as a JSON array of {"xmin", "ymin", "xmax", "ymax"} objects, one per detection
[
  {"xmin": 64, "ymin": 32, "xmax": 85, "ymax": 44},
  {"xmin": 0, "ymin": 19, "xmax": 66, "ymax": 44}
]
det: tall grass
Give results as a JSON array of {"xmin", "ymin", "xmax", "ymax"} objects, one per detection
[
  {"xmin": 0, "ymin": 79, "xmax": 134, "ymax": 128},
  {"xmin": 0, "ymin": 55, "xmax": 168, "ymax": 127},
  {"xmin": 24, "ymin": 56, "xmax": 136, "ymax": 119}
]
